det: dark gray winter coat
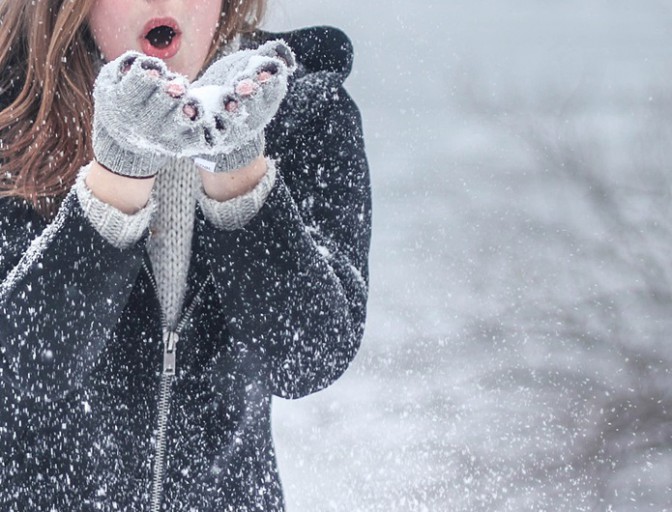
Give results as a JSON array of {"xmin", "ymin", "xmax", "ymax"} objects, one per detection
[{"xmin": 0, "ymin": 26, "xmax": 371, "ymax": 511}]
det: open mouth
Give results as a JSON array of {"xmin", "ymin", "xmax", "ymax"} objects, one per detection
[
  {"xmin": 141, "ymin": 18, "xmax": 181, "ymax": 59},
  {"xmin": 146, "ymin": 25, "xmax": 176, "ymax": 49}
]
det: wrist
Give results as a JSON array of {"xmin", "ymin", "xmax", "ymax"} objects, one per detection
[
  {"xmin": 86, "ymin": 160, "xmax": 156, "ymax": 214},
  {"xmin": 199, "ymin": 155, "xmax": 267, "ymax": 202}
]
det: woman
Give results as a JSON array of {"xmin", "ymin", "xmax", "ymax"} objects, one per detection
[{"xmin": 0, "ymin": 0, "xmax": 371, "ymax": 509}]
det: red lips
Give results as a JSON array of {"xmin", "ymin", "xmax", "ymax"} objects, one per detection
[{"xmin": 140, "ymin": 17, "xmax": 182, "ymax": 60}]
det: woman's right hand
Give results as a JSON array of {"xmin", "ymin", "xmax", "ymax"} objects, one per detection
[{"xmin": 91, "ymin": 51, "xmax": 196, "ymax": 178}]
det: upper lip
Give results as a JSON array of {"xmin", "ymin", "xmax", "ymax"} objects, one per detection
[{"xmin": 141, "ymin": 17, "xmax": 182, "ymax": 39}]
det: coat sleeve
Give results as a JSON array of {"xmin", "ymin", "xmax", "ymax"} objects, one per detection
[
  {"xmin": 0, "ymin": 192, "xmax": 148, "ymax": 400},
  {"xmin": 196, "ymin": 83, "xmax": 372, "ymax": 399}
]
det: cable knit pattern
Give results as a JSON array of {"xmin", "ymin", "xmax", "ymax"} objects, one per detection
[
  {"xmin": 146, "ymin": 157, "xmax": 198, "ymax": 329},
  {"xmin": 197, "ymin": 157, "xmax": 277, "ymax": 230},
  {"xmin": 74, "ymin": 164, "xmax": 154, "ymax": 249}
]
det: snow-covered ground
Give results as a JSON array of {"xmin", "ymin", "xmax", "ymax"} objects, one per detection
[{"xmin": 267, "ymin": 2, "xmax": 672, "ymax": 510}]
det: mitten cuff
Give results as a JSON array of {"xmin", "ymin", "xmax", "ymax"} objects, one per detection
[
  {"xmin": 197, "ymin": 157, "xmax": 277, "ymax": 230},
  {"xmin": 93, "ymin": 125, "xmax": 166, "ymax": 178},
  {"xmin": 196, "ymin": 134, "xmax": 265, "ymax": 174},
  {"xmin": 75, "ymin": 164, "xmax": 155, "ymax": 249}
]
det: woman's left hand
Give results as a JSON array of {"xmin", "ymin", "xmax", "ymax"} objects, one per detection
[{"xmin": 186, "ymin": 40, "xmax": 296, "ymax": 174}]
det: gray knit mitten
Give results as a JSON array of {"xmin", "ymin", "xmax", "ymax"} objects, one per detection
[
  {"xmin": 92, "ymin": 52, "xmax": 200, "ymax": 178},
  {"xmin": 186, "ymin": 40, "xmax": 297, "ymax": 173}
]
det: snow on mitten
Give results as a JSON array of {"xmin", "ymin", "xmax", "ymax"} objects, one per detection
[
  {"xmin": 185, "ymin": 40, "xmax": 297, "ymax": 173},
  {"xmin": 92, "ymin": 52, "xmax": 201, "ymax": 178}
]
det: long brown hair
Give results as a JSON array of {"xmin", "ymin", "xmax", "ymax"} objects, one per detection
[{"xmin": 0, "ymin": 0, "xmax": 267, "ymax": 217}]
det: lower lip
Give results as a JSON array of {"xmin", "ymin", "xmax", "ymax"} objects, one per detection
[{"xmin": 140, "ymin": 32, "xmax": 182, "ymax": 60}]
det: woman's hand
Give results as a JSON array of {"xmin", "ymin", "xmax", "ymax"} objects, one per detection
[
  {"xmin": 188, "ymin": 40, "xmax": 296, "ymax": 174},
  {"xmin": 88, "ymin": 41, "xmax": 295, "ymax": 208},
  {"xmin": 91, "ymin": 52, "xmax": 197, "ymax": 178}
]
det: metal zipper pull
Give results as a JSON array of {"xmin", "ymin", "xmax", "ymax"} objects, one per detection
[
  {"xmin": 147, "ymin": 270, "xmax": 212, "ymax": 511},
  {"xmin": 162, "ymin": 330, "xmax": 179, "ymax": 376}
]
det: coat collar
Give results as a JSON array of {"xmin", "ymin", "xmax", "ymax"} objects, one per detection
[{"xmin": 242, "ymin": 26, "xmax": 354, "ymax": 82}]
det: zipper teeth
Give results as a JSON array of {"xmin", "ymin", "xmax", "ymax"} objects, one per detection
[
  {"xmin": 143, "ymin": 258, "xmax": 212, "ymax": 510},
  {"xmin": 175, "ymin": 273, "xmax": 211, "ymax": 334},
  {"xmin": 150, "ymin": 375, "xmax": 172, "ymax": 512},
  {"xmin": 143, "ymin": 259, "xmax": 211, "ymax": 336},
  {"xmin": 143, "ymin": 258, "xmax": 170, "ymax": 512},
  {"xmin": 142, "ymin": 259, "xmax": 165, "ymax": 329}
]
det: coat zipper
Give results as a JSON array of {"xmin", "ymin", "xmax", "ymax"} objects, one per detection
[
  {"xmin": 149, "ymin": 331, "xmax": 177, "ymax": 512},
  {"xmin": 143, "ymin": 259, "xmax": 212, "ymax": 512}
]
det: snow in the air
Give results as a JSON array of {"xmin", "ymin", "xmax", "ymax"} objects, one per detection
[{"xmin": 269, "ymin": 1, "xmax": 672, "ymax": 510}]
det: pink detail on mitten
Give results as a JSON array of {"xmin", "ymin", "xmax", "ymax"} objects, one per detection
[
  {"xmin": 166, "ymin": 83, "xmax": 186, "ymax": 98},
  {"xmin": 257, "ymin": 71, "xmax": 272, "ymax": 83},
  {"xmin": 235, "ymin": 79, "xmax": 259, "ymax": 96}
]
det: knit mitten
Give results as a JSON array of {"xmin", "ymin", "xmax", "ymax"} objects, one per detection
[
  {"xmin": 185, "ymin": 40, "xmax": 297, "ymax": 173},
  {"xmin": 92, "ymin": 52, "xmax": 200, "ymax": 178}
]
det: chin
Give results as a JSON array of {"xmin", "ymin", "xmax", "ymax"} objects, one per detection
[{"xmin": 170, "ymin": 55, "xmax": 203, "ymax": 79}]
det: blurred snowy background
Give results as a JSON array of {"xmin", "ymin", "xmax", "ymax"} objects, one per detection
[{"xmin": 266, "ymin": 1, "xmax": 672, "ymax": 510}]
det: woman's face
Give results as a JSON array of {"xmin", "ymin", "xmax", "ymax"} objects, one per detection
[{"xmin": 87, "ymin": 0, "xmax": 224, "ymax": 81}]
